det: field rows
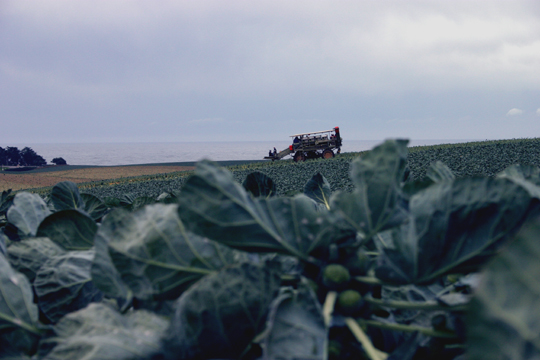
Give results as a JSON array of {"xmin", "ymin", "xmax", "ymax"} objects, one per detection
[{"xmin": 80, "ymin": 138, "xmax": 540, "ymax": 199}]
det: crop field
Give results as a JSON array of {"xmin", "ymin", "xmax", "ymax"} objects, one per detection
[
  {"xmin": 71, "ymin": 138, "xmax": 540, "ymax": 199},
  {"xmin": 2, "ymin": 138, "xmax": 540, "ymax": 359}
]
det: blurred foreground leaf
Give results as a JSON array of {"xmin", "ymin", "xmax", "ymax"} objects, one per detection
[
  {"xmin": 105, "ymin": 203, "xmax": 241, "ymax": 300},
  {"xmin": 178, "ymin": 160, "xmax": 354, "ymax": 261},
  {"xmin": 376, "ymin": 177, "xmax": 533, "ymax": 284},
  {"xmin": 36, "ymin": 210, "xmax": 97, "ymax": 250},
  {"xmin": 261, "ymin": 281, "xmax": 327, "ymax": 360},
  {"xmin": 39, "ymin": 303, "xmax": 168, "ymax": 360},
  {"xmin": 7, "ymin": 193, "xmax": 51, "ymax": 238},
  {"xmin": 34, "ymin": 250, "xmax": 103, "ymax": 323},
  {"xmin": 243, "ymin": 171, "xmax": 277, "ymax": 198},
  {"xmin": 425, "ymin": 160, "xmax": 455, "ymax": 183},
  {"xmin": 304, "ymin": 172, "xmax": 332, "ymax": 210},
  {"xmin": 7, "ymin": 237, "xmax": 65, "ymax": 282},
  {"xmin": 0, "ymin": 253, "xmax": 41, "ymax": 355},
  {"xmin": 164, "ymin": 261, "xmax": 281, "ymax": 360},
  {"xmin": 331, "ymin": 139, "xmax": 409, "ymax": 238},
  {"xmin": 467, "ymin": 219, "xmax": 540, "ymax": 360}
]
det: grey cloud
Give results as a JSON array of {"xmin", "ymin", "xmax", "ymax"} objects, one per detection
[
  {"xmin": 1, "ymin": 0, "xmax": 540, "ymax": 143},
  {"xmin": 506, "ymin": 108, "xmax": 524, "ymax": 116},
  {"xmin": 4, "ymin": 0, "xmax": 540, "ymax": 96}
]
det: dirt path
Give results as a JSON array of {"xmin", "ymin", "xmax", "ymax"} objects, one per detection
[{"xmin": 0, "ymin": 165, "xmax": 194, "ymax": 192}]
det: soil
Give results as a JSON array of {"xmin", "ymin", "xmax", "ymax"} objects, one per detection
[{"xmin": 0, "ymin": 165, "xmax": 195, "ymax": 192}]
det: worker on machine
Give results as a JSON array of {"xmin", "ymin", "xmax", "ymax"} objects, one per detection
[{"xmin": 293, "ymin": 136, "xmax": 300, "ymax": 150}]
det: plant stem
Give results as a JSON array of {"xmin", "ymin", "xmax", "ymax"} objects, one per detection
[
  {"xmin": 355, "ymin": 276, "xmax": 383, "ymax": 285},
  {"xmin": 345, "ymin": 317, "xmax": 388, "ymax": 360},
  {"xmin": 322, "ymin": 291, "xmax": 338, "ymax": 327},
  {"xmin": 364, "ymin": 295, "xmax": 468, "ymax": 311},
  {"xmin": 364, "ymin": 251, "xmax": 380, "ymax": 256},
  {"xmin": 357, "ymin": 319, "xmax": 458, "ymax": 338},
  {"xmin": 279, "ymin": 274, "xmax": 298, "ymax": 282}
]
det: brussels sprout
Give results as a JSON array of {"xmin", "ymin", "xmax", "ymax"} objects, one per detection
[
  {"xmin": 337, "ymin": 289, "xmax": 363, "ymax": 316},
  {"xmin": 322, "ymin": 264, "xmax": 351, "ymax": 290}
]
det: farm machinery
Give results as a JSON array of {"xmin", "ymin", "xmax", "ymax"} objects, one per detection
[{"xmin": 264, "ymin": 127, "xmax": 342, "ymax": 162}]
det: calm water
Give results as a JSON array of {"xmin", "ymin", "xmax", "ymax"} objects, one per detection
[{"xmin": 11, "ymin": 140, "xmax": 476, "ymax": 166}]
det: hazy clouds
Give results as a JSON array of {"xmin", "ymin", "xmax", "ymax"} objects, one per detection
[
  {"xmin": 507, "ymin": 108, "xmax": 524, "ymax": 116},
  {"xmin": 1, "ymin": 0, "xmax": 540, "ymax": 143}
]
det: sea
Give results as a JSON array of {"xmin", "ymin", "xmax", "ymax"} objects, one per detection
[{"xmin": 11, "ymin": 140, "xmax": 478, "ymax": 166}]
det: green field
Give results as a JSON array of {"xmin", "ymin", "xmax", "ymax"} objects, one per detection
[{"xmin": 75, "ymin": 138, "xmax": 540, "ymax": 199}]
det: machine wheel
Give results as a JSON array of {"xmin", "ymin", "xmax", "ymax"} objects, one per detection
[
  {"xmin": 322, "ymin": 149, "xmax": 335, "ymax": 159},
  {"xmin": 294, "ymin": 152, "xmax": 305, "ymax": 162}
]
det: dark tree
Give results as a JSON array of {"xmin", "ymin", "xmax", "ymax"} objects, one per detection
[
  {"xmin": 0, "ymin": 147, "xmax": 6, "ymax": 166},
  {"xmin": 5, "ymin": 147, "xmax": 21, "ymax": 166},
  {"xmin": 20, "ymin": 147, "xmax": 46, "ymax": 166},
  {"xmin": 51, "ymin": 157, "xmax": 67, "ymax": 165}
]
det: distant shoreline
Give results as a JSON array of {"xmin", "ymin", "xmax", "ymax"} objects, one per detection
[{"xmin": 6, "ymin": 139, "xmax": 479, "ymax": 167}]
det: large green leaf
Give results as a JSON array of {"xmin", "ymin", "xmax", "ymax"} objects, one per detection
[
  {"xmin": 467, "ymin": 219, "xmax": 540, "ymax": 360},
  {"xmin": 375, "ymin": 177, "xmax": 533, "ymax": 284},
  {"xmin": 304, "ymin": 172, "xmax": 332, "ymax": 210},
  {"xmin": 38, "ymin": 303, "xmax": 168, "ymax": 360},
  {"xmin": 103, "ymin": 196, "xmax": 121, "ymax": 208},
  {"xmin": 80, "ymin": 193, "xmax": 108, "ymax": 221},
  {"xmin": 34, "ymin": 250, "xmax": 103, "ymax": 323},
  {"xmin": 261, "ymin": 281, "xmax": 327, "ymax": 360},
  {"xmin": 331, "ymin": 139, "xmax": 409, "ymax": 238},
  {"xmin": 164, "ymin": 261, "xmax": 281, "ymax": 360},
  {"xmin": 131, "ymin": 196, "xmax": 156, "ymax": 211},
  {"xmin": 50, "ymin": 181, "xmax": 84, "ymax": 211},
  {"xmin": 242, "ymin": 171, "xmax": 277, "ymax": 198},
  {"xmin": 91, "ymin": 209, "xmax": 132, "ymax": 300},
  {"xmin": 7, "ymin": 192, "xmax": 51, "ymax": 238},
  {"xmin": 425, "ymin": 160, "xmax": 455, "ymax": 182},
  {"xmin": 0, "ymin": 253, "xmax": 42, "ymax": 355},
  {"xmin": 7, "ymin": 237, "xmax": 65, "ymax": 282},
  {"xmin": 0, "ymin": 189, "xmax": 14, "ymax": 216},
  {"xmin": 105, "ymin": 203, "xmax": 242, "ymax": 300},
  {"xmin": 156, "ymin": 190, "xmax": 180, "ymax": 204},
  {"xmin": 118, "ymin": 193, "xmax": 136, "ymax": 209},
  {"xmin": 497, "ymin": 164, "xmax": 540, "ymax": 187},
  {"xmin": 177, "ymin": 160, "xmax": 355, "ymax": 261},
  {"xmin": 36, "ymin": 210, "xmax": 97, "ymax": 251},
  {"xmin": 0, "ymin": 234, "xmax": 6, "ymax": 256}
]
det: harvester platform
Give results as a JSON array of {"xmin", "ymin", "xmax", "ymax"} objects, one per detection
[{"xmin": 264, "ymin": 147, "xmax": 292, "ymax": 161}]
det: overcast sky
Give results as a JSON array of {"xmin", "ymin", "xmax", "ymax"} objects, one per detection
[{"xmin": 1, "ymin": 0, "xmax": 540, "ymax": 143}]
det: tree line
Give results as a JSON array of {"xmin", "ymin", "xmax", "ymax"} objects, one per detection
[{"xmin": 0, "ymin": 146, "xmax": 66, "ymax": 166}]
